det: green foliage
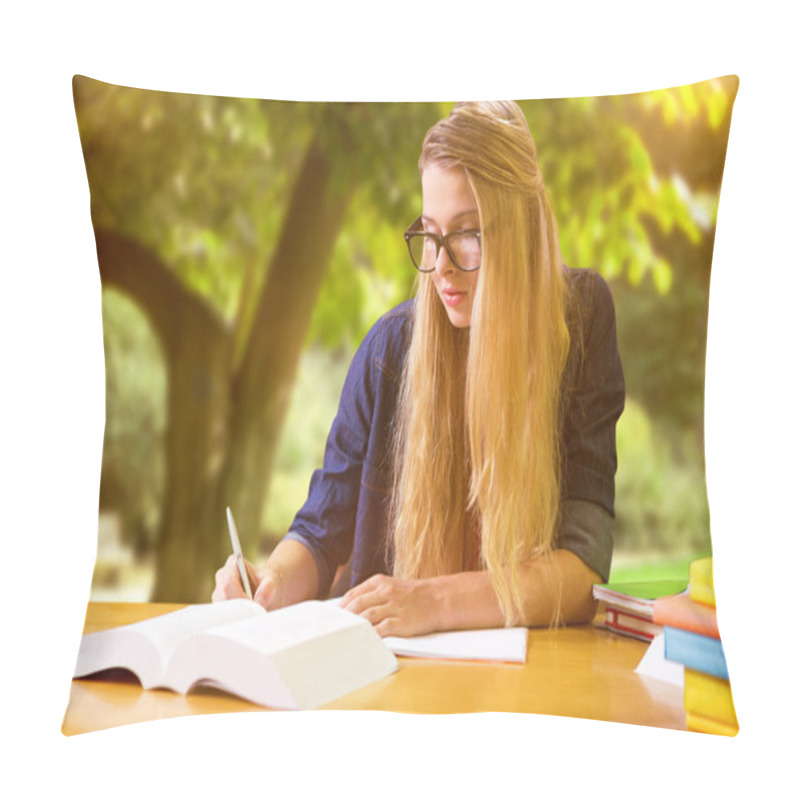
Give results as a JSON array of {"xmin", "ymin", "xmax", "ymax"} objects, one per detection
[
  {"xmin": 310, "ymin": 195, "xmax": 419, "ymax": 349},
  {"xmin": 307, "ymin": 102, "xmax": 440, "ymax": 348},
  {"xmin": 74, "ymin": 78, "xmax": 313, "ymax": 321},
  {"xmin": 518, "ymin": 78, "xmax": 735, "ymax": 291},
  {"xmin": 261, "ymin": 347, "xmax": 352, "ymax": 539},
  {"xmin": 76, "ymin": 83, "xmax": 443, "ymax": 354},
  {"xmin": 99, "ymin": 289, "xmax": 166, "ymax": 553},
  {"xmin": 614, "ymin": 399, "xmax": 711, "ymax": 556},
  {"xmin": 610, "ymin": 217, "xmax": 716, "ymax": 437}
]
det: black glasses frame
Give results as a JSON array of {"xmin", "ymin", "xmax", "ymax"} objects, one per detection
[{"xmin": 403, "ymin": 216, "xmax": 482, "ymax": 272}]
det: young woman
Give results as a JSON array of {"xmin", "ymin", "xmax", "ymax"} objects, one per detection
[{"xmin": 213, "ymin": 101, "xmax": 625, "ymax": 637}]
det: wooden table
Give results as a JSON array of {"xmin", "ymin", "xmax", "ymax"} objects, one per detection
[{"xmin": 61, "ymin": 602, "xmax": 686, "ymax": 735}]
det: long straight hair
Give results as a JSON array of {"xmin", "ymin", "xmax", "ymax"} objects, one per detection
[{"xmin": 390, "ymin": 102, "xmax": 571, "ymax": 624}]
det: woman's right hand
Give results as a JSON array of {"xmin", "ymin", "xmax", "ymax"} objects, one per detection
[
  {"xmin": 212, "ymin": 555, "xmax": 278, "ymax": 609},
  {"xmin": 212, "ymin": 540, "xmax": 319, "ymax": 611}
]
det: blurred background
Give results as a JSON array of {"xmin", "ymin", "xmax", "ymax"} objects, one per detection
[{"xmin": 73, "ymin": 75, "xmax": 738, "ymax": 603}]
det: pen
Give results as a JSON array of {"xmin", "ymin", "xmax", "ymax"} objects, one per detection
[{"xmin": 226, "ymin": 506, "xmax": 253, "ymax": 600}]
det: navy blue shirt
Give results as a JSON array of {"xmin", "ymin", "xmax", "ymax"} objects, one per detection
[{"xmin": 285, "ymin": 267, "xmax": 625, "ymax": 595}]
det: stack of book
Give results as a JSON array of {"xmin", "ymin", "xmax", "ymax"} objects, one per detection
[
  {"xmin": 592, "ymin": 578, "xmax": 688, "ymax": 642},
  {"xmin": 654, "ymin": 557, "xmax": 739, "ymax": 736}
]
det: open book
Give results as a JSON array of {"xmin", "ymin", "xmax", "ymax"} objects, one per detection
[{"xmin": 73, "ymin": 599, "xmax": 398, "ymax": 710}]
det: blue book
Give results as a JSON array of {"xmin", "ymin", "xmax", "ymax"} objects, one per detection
[{"xmin": 663, "ymin": 626, "xmax": 729, "ymax": 680}]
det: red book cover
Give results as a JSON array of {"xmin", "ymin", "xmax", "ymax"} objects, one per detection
[{"xmin": 604, "ymin": 607, "xmax": 660, "ymax": 642}]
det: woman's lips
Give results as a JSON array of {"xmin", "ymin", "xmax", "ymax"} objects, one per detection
[{"xmin": 441, "ymin": 288, "xmax": 466, "ymax": 307}]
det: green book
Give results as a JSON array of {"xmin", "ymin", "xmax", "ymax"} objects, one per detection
[{"xmin": 598, "ymin": 580, "xmax": 689, "ymax": 601}]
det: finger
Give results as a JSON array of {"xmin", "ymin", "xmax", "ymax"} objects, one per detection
[
  {"xmin": 214, "ymin": 558, "xmax": 235, "ymax": 587},
  {"xmin": 343, "ymin": 591, "xmax": 388, "ymax": 624},
  {"xmin": 340, "ymin": 585, "xmax": 380, "ymax": 615},
  {"xmin": 223, "ymin": 577, "xmax": 247, "ymax": 600},
  {"xmin": 223, "ymin": 553, "xmax": 239, "ymax": 571},
  {"xmin": 213, "ymin": 559, "xmax": 246, "ymax": 601},
  {"xmin": 212, "ymin": 581, "xmax": 245, "ymax": 601},
  {"xmin": 356, "ymin": 602, "xmax": 396, "ymax": 628},
  {"xmin": 342, "ymin": 574, "xmax": 387, "ymax": 605},
  {"xmin": 253, "ymin": 575, "xmax": 277, "ymax": 610},
  {"xmin": 373, "ymin": 616, "xmax": 403, "ymax": 638}
]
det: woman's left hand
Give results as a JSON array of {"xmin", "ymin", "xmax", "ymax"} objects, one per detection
[{"xmin": 339, "ymin": 574, "xmax": 442, "ymax": 637}]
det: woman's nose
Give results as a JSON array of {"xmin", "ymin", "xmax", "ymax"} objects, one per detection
[{"xmin": 434, "ymin": 242, "xmax": 455, "ymax": 275}]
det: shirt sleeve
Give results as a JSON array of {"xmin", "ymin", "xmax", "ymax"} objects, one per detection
[
  {"xmin": 557, "ymin": 499, "xmax": 614, "ymax": 583},
  {"xmin": 283, "ymin": 322, "xmax": 381, "ymax": 597},
  {"xmin": 556, "ymin": 270, "xmax": 625, "ymax": 581}
]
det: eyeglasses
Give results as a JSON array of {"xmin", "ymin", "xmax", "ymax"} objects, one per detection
[{"xmin": 403, "ymin": 216, "xmax": 481, "ymax": 272}]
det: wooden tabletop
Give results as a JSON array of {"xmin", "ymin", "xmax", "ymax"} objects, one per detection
[{"xmin": 61, "ymin": 602, "xmax": 686, "ymax": 735}]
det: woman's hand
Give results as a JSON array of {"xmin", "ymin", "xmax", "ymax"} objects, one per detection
[
  {"xmin": 339, "ymin": 574, "xmax": 443, "ymax": 637},
  {"xmin": 212, "ymin": 555, "xmax": 280, "ymax": 610},
  {"xmin": 212, "ymin": 540, "xmax": 319, "ymax": 611},
  {"xmin": 340, "ymin": 550, "xmax": 599, "ymax": 635}
]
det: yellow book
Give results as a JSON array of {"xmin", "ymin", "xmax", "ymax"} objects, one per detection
[
  {"xmin": 684, "ymin": 667, "xmax": 738, "ymax": 727},
  {"xmin": 689, "ymin": 557, "xmax": 716, "ymax": 607},
  {"xmin": 686, "ymin": 709, "xmax": 739, "ymax": 737}
]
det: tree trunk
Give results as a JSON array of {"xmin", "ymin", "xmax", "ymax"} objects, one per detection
[
  {"xmin": 220, "ymin": 129, "xmax": 361, "ymax": 561},
  {"xmin": 95, "ymin": 229, "xmax": 233, "ymax": 601},
  {"xmin": 153, "ymin": 306, "xmax": 233, "ymax": 601}
]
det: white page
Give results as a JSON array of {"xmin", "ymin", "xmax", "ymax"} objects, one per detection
[
  {"xmin": 74, "ymin": 599, "xmax": 264, "ymax": 680},
  {"xmin": 383, "ymin": 628, "xmax": 528, "ymax": 663},
  {"xmin": 635, "ymin": 632, "xmax": 684, "ymax": 687},
  {"xmin": 207, "ymin": 600, "xmax": 372, "ymax": 656},
  {"xmin": 122, "ymin": 599, "xmax": 263, "ymax": 657}
]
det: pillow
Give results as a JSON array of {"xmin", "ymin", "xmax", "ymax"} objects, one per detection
[{"xmin": 65, "ymin": 75, "xmax": 739, "ymax": 736}]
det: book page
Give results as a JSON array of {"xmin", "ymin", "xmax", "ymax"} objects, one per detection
[
  {"xmin": 383, "ymin": 627, "xmax": 528, "ymax": 663},
  {"xmin": 126, "ymin": 600, "xmax": 264, "ymax": 668},
  {"xmin": 204, "ymin": 600, "xmax": 366, "ymax": 656},
  {"xmin": 635, "ymin": 633, "xmax": 684, "ymax": 687}
]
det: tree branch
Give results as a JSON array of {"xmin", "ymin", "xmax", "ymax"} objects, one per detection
[{"xmin": 93, "ymin": 227, "xmax": 226, "ymax": 358}]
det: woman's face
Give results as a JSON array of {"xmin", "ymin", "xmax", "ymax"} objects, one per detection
[{"xmin": 420, "ymin": 163, "xmax": 481, "ymax": 328}]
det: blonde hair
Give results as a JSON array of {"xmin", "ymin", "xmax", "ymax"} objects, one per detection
[{"xmin": 390, "ymin": 101, "xmax": 571, "ymax": 624}]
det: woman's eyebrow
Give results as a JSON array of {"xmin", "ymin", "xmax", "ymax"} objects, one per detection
[{"xmin": 421, "ymin": 209, "xmax": 480, "ymax": 227}]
